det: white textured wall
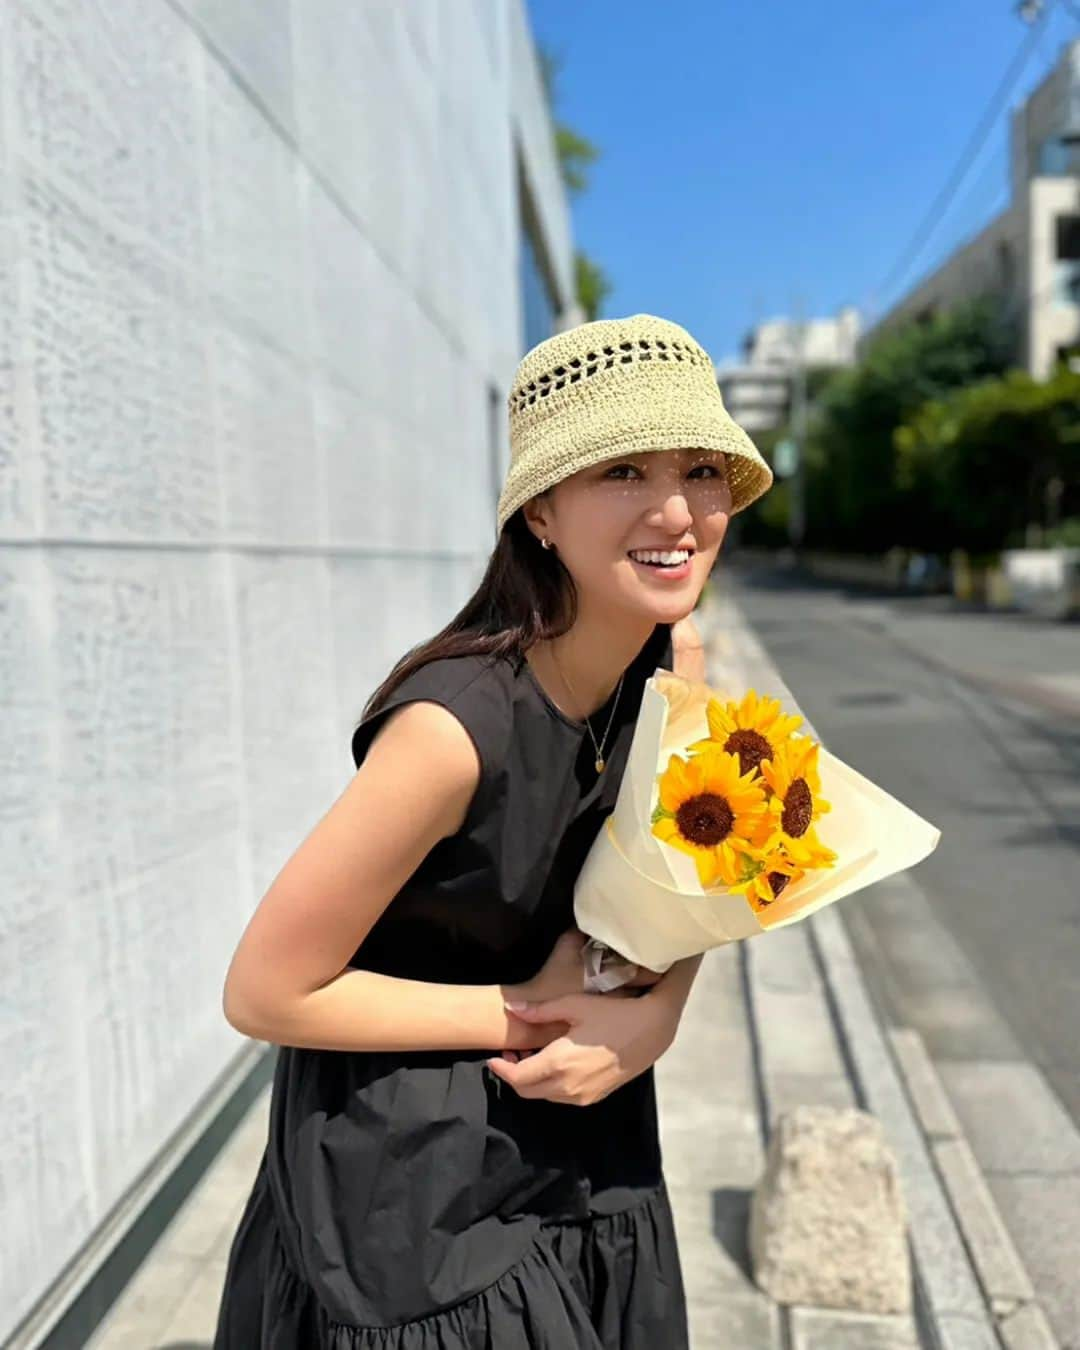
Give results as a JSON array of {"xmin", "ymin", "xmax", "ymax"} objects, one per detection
[{"xmin": 0, "ymin": 1, "xmax": 574, "ymax": 1337}]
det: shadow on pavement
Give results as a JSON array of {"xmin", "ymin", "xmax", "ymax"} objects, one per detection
[{"xmin": 711, "ymin": 1187, "xmax": 754, "ymax": 1279}]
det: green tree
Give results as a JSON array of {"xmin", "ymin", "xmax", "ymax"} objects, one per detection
[
  {"xmin": 895, "ymin": 364, "xmax": 1080, "ymax": 553},
  {"xmin": 804, "ymin": 297, "xmax": 1015, "ymax": 550},
  {"xmin": 537, "ymin": 45, "xmax": 613, "ymax": 320}
]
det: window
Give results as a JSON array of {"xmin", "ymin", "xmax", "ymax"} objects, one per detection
[
  {"xmin": 520, "ymin": 216, "xmax": 556, "ymax": 354},
  {"xmin": 997, "ymin": 239, "xmax": 1015, "ymax": 292},
  {"xmin": 517, "ymin": 156, "xmax": 557, "ymax": 354},
  {"xmin": 487, "ymin": 383, "xmax": 503, "ymax": 513},
  {"xmin": 1038, "ymin": 136, "xmax": 1071, "ymax": 176},
  {"xmin": 1056, "ymin": 215, "xmax": 1080, "ymax": 261},
  {"xmin": 1054, "ymin": 265, "xmax": 1080, "ymax": 307}
]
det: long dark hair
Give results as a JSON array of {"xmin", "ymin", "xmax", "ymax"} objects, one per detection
[{"xmin": 357, "ymin": 498, "xmax": 576, "ymax": 725}]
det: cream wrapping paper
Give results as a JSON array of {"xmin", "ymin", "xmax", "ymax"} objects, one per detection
[{"xmin": 573, "ymin": 667, "xmax": 941, "ymax": 972}]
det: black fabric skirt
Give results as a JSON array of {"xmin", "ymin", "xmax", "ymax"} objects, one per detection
[
  {"xmin": 213, "ymin": 1045, "xmax": 688, "ymax": 1349},
  {"xmin": 213, "ymin": 1155, "xmax": 687, "ymax": 1348}
]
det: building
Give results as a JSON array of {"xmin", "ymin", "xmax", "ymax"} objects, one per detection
[
  {"xmin": 715, "ymin": 307, "xmax": 861, "ymax": 433},
  {"xmin": 0, "ymin": 4, "xmax": 576, "ymax": 1345},
  {"xmin": 860, "ymin": 37, "xmax": 1080, "ymax": 378}
]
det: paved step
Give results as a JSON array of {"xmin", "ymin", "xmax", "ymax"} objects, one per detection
[
  {"xmin": 936, "ymin": 1059, "xmax": 1080, "ymax": 1348},
  {"xmin": 84, "ymin": 1088, "xmax": 269, "ymax": 1349},
  {"xmin": 889, "ymin": 1029, "xmax": 1061, "ymax": 1350},
  {"xmin": 658, "ymin": 944, "xmax": 782, "ymax": 1349},
  {"xmin": 709, "ymin": 588, "xmax": 1003, "ymax": 1350},
  {"xmin": 837, "ymin": 871, "xmax": 1080, "ymax": 1345}
]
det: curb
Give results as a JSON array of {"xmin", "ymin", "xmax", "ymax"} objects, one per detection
[
  {"xmin": 888, "ymin": 1029, "xmax": 1061, "ymax": 1350},
  {"xmin": 704, "ymin": 589, "xmax": 1001, "ymax": 1350}
]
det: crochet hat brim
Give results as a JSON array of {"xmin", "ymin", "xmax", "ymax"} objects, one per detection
[{"xmin": 497, "ymin": 361, "xmax": 773, "ymax": 533}]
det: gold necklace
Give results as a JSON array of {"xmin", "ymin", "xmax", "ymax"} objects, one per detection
[{"xmin": 550, "ymin": 647, "xmax": 624, "ymax": 773}]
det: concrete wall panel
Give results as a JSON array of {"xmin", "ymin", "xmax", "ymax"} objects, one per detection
[
  {"xmin": 0, "ymin": 2, "xmax": 572, "ymax": 1338},
  {"xmin": 210, "ymin": 325, "xmax": 320, "ymax": 545},
  {"xmin": 11, "ymin": 0, "xmax": 203, "ymax": 267},
  {"xmin": 176, "ymin": 0, "xmax": 295, "ymax": 138},
  {"xmin": 203, "ymin": 58, "xmax": 308, "ymax": 357},
  {"xmin": 23, "ymin": 169, "xmax": 218, "ymax": 541}
]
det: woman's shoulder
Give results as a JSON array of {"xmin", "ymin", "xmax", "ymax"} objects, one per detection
[{"xmin": 351, "ymin": 651, "xmax": 514, "ymax": 776}]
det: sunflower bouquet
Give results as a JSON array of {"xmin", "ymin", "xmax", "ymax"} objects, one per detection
[{"xmin": 573, "ymin": 669, "xmax": 940, "ymax": 976}]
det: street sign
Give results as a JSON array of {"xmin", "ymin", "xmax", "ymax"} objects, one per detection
[{"xmin": 773, "ymin": 438, "xmax": 800, "ymax": 478}]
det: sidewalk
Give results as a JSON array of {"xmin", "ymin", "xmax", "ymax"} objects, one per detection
[
  {"xmin": 698, "ymin": 587, "xmax": 1070, "ymax": 1350},
  {"xmin": 85, "ymin": 590, "xmax": 1065, "ymax": 1350}
]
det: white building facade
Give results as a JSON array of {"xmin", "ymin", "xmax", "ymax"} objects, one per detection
[
  {"xmin": 861, "ymin": 38, "xmax": 1080, "ymax": 378},
  {"xmin": 0, "ymin": 3, "xmax": 576, "ymax": 1343},
  {"xmin": 716, "ymin": 307, "xmax": 861, "ymax": 433}
]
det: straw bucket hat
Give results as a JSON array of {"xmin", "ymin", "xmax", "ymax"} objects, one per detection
[{"xmin": 497, "ymin": 313, "xmax": 773, "ymax": 534}]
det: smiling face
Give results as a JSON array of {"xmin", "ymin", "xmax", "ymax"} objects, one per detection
[{"xmin": 521, "ymin": 446, "xmax": 733, "ymax": 624}]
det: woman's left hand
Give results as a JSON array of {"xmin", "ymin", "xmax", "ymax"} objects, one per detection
[{"xmin": 486, "ymin": 990, "xmax": 676, "ymax": 1106}]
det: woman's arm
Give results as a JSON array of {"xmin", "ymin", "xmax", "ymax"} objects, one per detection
[
  {"xmin": 222, "ymin": 701, "xmax": 564, "ymax": 1054},
  {"xmin": 644, "ymin": 951, "xmax": 704, "ymax": 1026},
  {"xmin": 671, "ymin": 611, "xmax": 706, "ymax": 682},
  {"xmin": 230, "ymin": 967, "xmax": 563, "ymax": 1053}
]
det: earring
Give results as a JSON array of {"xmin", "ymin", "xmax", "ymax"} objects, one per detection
[{"xmin": 541, "ymin": 537, "xmax": 553, "ymax": 550}]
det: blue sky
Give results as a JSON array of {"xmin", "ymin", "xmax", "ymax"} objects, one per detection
[{"xmin": 524, "ymin": 0, "xmax": 1080, "ymax": 362}]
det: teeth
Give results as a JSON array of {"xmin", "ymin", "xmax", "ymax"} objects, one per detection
[{"xmin": 629, "ymin": 549, "xmax": 690, "ymax": 565}]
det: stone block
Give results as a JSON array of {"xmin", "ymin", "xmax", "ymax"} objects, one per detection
[
  {"xmin": 790, "ymin": 1305, "xmax": 920, "ymax": 1349},
  {"xmin": 749, "ymin": 1105, "xmax": 911, "ymax": 1314},
  {"xmin": 688, "ymin": 1293, "xmax": 780, "ymax": 1350},
  {"xmin": 931, "ymin": 1314, "xmax": 1005, "ymax": 1350},
  {"xmin": 997, "ymin": 1300, "xmax": 1062, "ymax": 1350}
]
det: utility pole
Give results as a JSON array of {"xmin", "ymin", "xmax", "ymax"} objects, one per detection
[{"xmin": 788, "ymin": 297, "xmax": 808, "ymax": 551}]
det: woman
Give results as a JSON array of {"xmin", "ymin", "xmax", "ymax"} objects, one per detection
[{"xmin": 213, "ymin": 313, "xmax": 772, "ymax": 1348}]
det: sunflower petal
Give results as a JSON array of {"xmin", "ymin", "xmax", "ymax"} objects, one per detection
[
  {"xmin": 685, "ymin": 734, "xmax": 720, "ymax": 757},
  {"xmin": 695, "ymin": 848, "xmax": 724, "ymax": 889},
  {"xmin": 705, "ymin": 698, "xmax": 736, "ymax": 740}
]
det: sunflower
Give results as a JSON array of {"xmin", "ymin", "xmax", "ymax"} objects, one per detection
[
  {"xmin": 780, "ymin": 828, "xmax": 837, "ymax": 872},
  {"xmin": 760, "ymin": 737, "xmax": 832, "ymax": 846},
  {"xmin": 687, "ymin": 689, "xmax": 804, "ymax": 780},
  {"xmin": 651, "ymin": 746, "xmax": 769, "ymax": 889},
  {"xmin": 727, "ymin": 852, "xmax": 806, "ymax": 912}
]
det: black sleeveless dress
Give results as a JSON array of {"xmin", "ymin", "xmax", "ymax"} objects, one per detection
[{"xmin": 212, "ymin": 620, "xmax": 689, "ymax": 1349}]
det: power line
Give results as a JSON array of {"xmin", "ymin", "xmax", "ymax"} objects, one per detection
[{"xmin": 874, "ymin": 2, "xmax": 1054, "ymax": 311}]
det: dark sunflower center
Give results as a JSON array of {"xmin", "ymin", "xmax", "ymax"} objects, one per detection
[
  {"xmin": 723, "ymin": 729, "xmax": 773, "ymax": 777},
  {"xmin": 781, "ymin": 778, "xmax": 813, "ymax": 838},
  {"xmin": 767, "ymin": 872, "xmax": 790, "ymax": 899},
  {"xmin": 675, "ymin": 792, "xmax": 735, "ymax": 847}
]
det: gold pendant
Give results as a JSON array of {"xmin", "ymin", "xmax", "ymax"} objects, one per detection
[{"xmin": 595, "ymin": 756, "xmax": 605, "ymax": 773}]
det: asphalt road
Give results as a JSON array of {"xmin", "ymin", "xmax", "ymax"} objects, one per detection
[{"xmin": 726, "ymin": 561, "xmax": 1080, "ymax": 1128}]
